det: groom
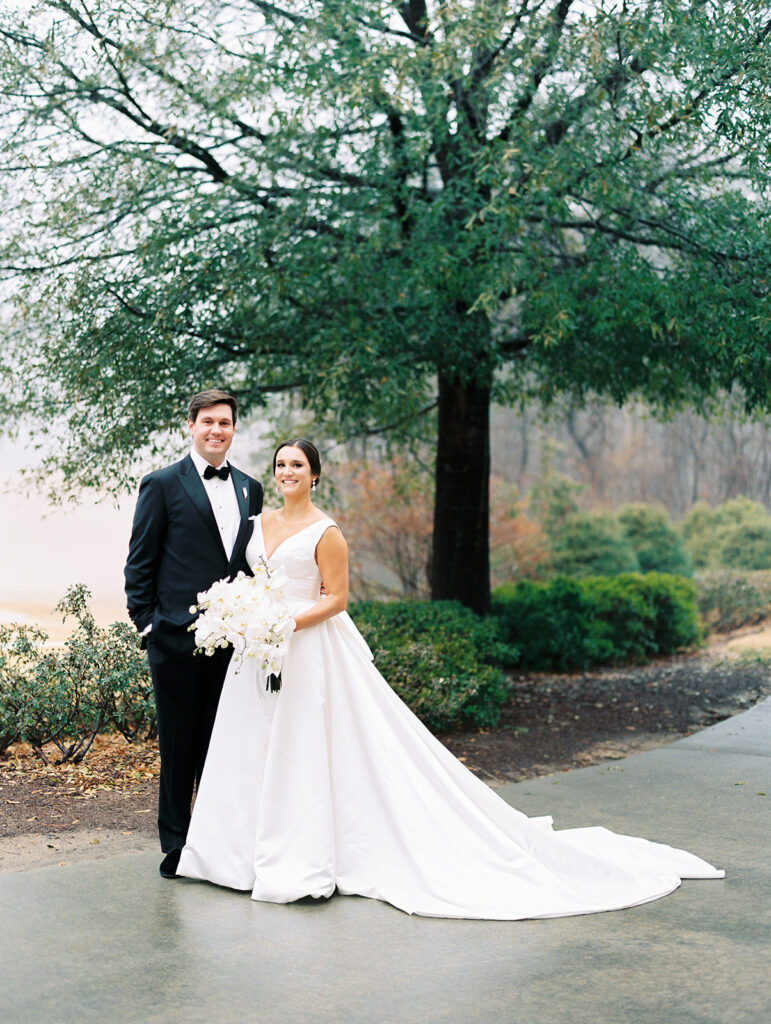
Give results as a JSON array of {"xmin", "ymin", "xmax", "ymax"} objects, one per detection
[{"xmin": 124, "ymin": 389, "xmax": 263, "ymax": 878}]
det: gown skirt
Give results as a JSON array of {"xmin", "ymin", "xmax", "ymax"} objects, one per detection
[{"xmin": 178, "ymin": 517, "xmax": 724, "ymax": 920}]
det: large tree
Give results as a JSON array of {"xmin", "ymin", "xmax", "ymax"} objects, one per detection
[{"xmin": 2, "ymin": 1, "xmax": 771, "ymax": 612}]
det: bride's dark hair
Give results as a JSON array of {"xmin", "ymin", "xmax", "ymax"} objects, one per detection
[{"xmin": 272, "ymin": 438, "xmax": 322, "ymax": 482}]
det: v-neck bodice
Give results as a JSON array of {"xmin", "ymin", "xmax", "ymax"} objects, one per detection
[{"xmin": 245, "ymin": 514, "xmax": 337, "ymax": 604}]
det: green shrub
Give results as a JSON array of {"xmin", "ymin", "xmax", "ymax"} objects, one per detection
[
  {"xmin": 37, "ymin": 587, "xmax": 155, "ymax": 761},
  {"xmin": 697, "ymin": 570, "xmax": 771, "ymax": 632},
  {"xmin": 491, "ymin": 578, "xmax": 610, "ymax": 670},
  {"xmin": 617, "ymin": 503, "xmax": 692, "ymax": 576},
  {"xmin": 716, "ymin": 520, "xmax": 771, "ymax": 570},
  {"xmin": 94, "ymin": 619, "xmax": 157, "ymax": 743},
  {"xmin": 550, "ymin": 512, "xmax": 639, "ymax": 577},
  {"xmin": 0, "ymin": 624, "xmax": 48, "ymax": 755},
  {"xmin": 0, "ymin": 585, "xmax": 154, "ymax": 763},
  {"xmin": 529, "ymin": 468, "xmax": 582, "ymax": 535},
  {"xmin": 0, "ymin": 612, "xmax": 107, "ymax": 763},
  {"xmin": 638, "ymin": 572, "xmax": 702, "ymax": 652},
  {"xmin": 681, "ymin": 502, "xmax": 718, "ymax": 569},
  {"xmin": 711, "ymin": 497, "xmax": 768, "ymax": 527},
  {"xmin": 350, "ymin": 600, "xmax": 515, "ymax": 730},
  {"xmin": 683, "ymin": 497, "xmax": 771, "ymax": 570},
  {"xmin": 491, "ymin": 573, "xmax": 701, "ymax": 672},
  {"xmin": 580, "ymin": 575, "xmax": 658, "ymax": 663}
]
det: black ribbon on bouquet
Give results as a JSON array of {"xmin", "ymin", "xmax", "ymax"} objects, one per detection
[{"xmin": 266, "ymin": 672, "xmax": 282, "ymax": 692}]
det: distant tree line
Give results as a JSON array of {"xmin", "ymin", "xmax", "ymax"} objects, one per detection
[{"xmin": 493, "ymin": 399, "xmax": 771, "ymax": 518}]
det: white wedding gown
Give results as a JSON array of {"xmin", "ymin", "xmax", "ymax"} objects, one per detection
[{"xmin": 178, "ymin": 516, "xmax": 724, "ymax": 919}]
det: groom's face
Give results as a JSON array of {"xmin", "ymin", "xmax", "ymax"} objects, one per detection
[{"xmin": 188, "ymin": 403, "xmax": 235, "ymax": 466}]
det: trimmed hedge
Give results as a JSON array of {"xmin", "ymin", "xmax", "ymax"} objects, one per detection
[
  {"xmin": 490, "ymin": 572, "xmax": 701, "ymax": 672},
  {"xmin": 350, "ymin": 600, "xmax": 517, "ymax": 731}
]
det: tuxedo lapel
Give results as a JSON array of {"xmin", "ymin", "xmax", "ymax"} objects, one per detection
[
  {"xmin": 178, "ymin": 455, "xmax": 228, "ymax": 557},
  {"xmin": 230, "ymin": 466, "xmax": 249, "ymax": 521},
  {"xmin": 228, "ymin": 467, "xmax": 252, "ymax": 571}
]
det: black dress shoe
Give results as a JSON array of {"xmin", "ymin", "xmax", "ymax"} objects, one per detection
[{"xmin": 160, "ymin": 849, "xmax": 182, "ymax": 879}]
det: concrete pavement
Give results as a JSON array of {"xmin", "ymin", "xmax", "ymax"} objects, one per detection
[{"xmin": 2, "ymin": 700, "xmax": 769, "ymax": 1024}]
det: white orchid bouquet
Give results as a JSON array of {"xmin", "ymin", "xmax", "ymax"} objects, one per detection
[{"xmin": 189, "ymin": 558, "xmax": 294, "ymax": 691}]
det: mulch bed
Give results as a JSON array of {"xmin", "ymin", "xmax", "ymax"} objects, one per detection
[
  {"xmin": 439, "ymin": 650, "xmax": 770, "ymax": 783},
  {"xmin": 0, "ymin": 733, "xmax": 159, "ymax": 839},
  {"xmin": 2, "ymin": 649, "xmax": 769, "ymax": 838}
]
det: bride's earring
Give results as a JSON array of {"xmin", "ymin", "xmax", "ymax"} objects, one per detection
[{"xmin": 311, "ymin": 479, "xmax": 318, "ymax": 491}]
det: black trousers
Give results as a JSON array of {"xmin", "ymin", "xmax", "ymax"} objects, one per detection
[{"xmin": 148, "ymin": 641, "xmax": 231, "ymax": 852}]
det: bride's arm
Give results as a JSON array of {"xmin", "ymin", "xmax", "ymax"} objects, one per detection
[{"xmin": 292, "ymin": 527, "xmax": 349, "ymax": 632}]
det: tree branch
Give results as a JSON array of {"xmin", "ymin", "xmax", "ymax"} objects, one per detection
[
  {"xmin": 398, "ymin": 1, "xmax": 431, "ymax": 40},
  {"xmin": 604, "ymin": 15, "xmax": 771, "ymax": 169},
  {"xmin": 499, "ymin": 0, "xmax": 575, "ymax": 140},
  {"xmin": 247, "ymin": 0, "xmax": 307, "ymax": 26},
  {"xmin": 498, "ymin": 334, "xmax": 531, "ymax": 356},
  {"xmin": 341, "ymin": 399, "xmax": 439, "ymax": 441},
  {"xmin": 468, "ymin": 0, "xmax": 532, "ymax": 86},
  {"xmin": 644, "ymin": 152, "xmax": 739, "ymax": 193},
  {"xmin": 48, "ymin": 1, "xmax": 270, "ymax": 145},
  {"xmin": 352, "ymin": 12, "xmax": 427, "ymax": 45}
]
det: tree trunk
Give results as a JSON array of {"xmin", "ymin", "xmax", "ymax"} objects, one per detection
[{"xmin": 430, "ymin": 371, "xmax": 491, "ymax": 615}]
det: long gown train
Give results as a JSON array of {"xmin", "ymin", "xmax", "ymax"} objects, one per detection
[{"xmin": 178, "ymin": 517, "xmax": 724, "ymax": 920}]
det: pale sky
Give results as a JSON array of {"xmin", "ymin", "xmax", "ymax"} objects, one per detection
[{"xmin": 0, "ymin": 435, "xmax": 141, "ymax": 626}]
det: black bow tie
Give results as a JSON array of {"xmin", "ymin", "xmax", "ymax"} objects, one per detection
[{"xmin": 203, "ymin": 464, "xmax": 230, "ymax": 481}]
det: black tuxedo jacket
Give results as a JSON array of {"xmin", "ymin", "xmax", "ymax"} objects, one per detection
[{"xmin": 124, "ymin": 454, "xmax": 263, "ymax": 660}]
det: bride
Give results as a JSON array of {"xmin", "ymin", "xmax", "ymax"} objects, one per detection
[{"xmin": 178, "ymin": 439, "xmax": 724, "ymax": 919}]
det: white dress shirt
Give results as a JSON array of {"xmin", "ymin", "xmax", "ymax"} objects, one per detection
[{"xmin": 190, "ymin": 448, "xmax": 241, "ymax": 560}]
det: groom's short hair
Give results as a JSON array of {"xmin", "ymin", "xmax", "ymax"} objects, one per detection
[{"xmin": 187, "ymin": 389, "xmax": 238, "ymax": 425}]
